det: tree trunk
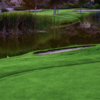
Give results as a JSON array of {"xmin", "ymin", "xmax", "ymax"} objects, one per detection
[
  {"xmin": 0, "ymin": 3, "xmax": 2, "ymax": 14},
  {"xmin": 29, "ymin": 9, "xmax": 30, "ymax": 14},
  {"xmin": 0, "ymin": 7, "xmax": 1, "ymax": 14},
  {"xmin": 53, "ymin": 6, "xmax": 57, "ymax": 15},
  {"xmin": 35, "ymin": 6, "xmax": 37, "ymax": 15},
  {"xmin": 80, "ymin": 6, "xmax": 82, "ymax": 14},
  {"xmin": 57, "ymin": 8, "xmax": 59, "ymax": 15}
]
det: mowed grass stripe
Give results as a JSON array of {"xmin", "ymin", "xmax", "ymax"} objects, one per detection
[
  {"xmin": 0, "ymin": 61, "xmax": 100, "ymax": 100},
  {"xmin": 0, "ymin": 59, "xmax": 100, "ymax": 81},
  {"xmin": 0, "ymin": 45, "xmax": 100, "ymax": 80}
]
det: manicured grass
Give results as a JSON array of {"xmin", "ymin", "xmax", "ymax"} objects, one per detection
[
  {"xmin": 5, "ymin": 9, "xmax": 92, "ymax": 24},
  {"xmin": 31, "ymin": 9, "xmax": 91, "ymax": 23},
  {"xmin": 0, "ymin": 44, "xmax": 100, "ymax": 100}
]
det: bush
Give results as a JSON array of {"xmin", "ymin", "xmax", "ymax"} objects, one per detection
[
  {"xmin": 88, "ymin": 5, "xmax": 94, "ymax": 9},
  {"xmin": 66, "ymin": 3, "xmax": 80, "ymax": 9},
  {"xmin": 14, "ymin": 6, "xmax": 27, "ymax": 11},
  {"xmin": 73, "ymin": 3, "xmax": 80, "ymax": 8},
  {"xmin": 1, "ymin": 8, "xmax": 9, "ymax": 12},
  {"xmin": 66, "ymin": 3, "xmax": 74, "ymax": 8},
  {"xmin": 83, "ymin": 3, "xmax": 94, "ymax": 9},
  {"xmin": 94, "ymin": 0, "xmax": 100, "ymax": 5},
  {"xmin": 94, "ymin": 3, "xmax": 100, "ymax": 9}
]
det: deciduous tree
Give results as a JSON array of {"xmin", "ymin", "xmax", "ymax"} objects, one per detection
[
  {"xmin": 49, "ymin": 0, "xmax": 68, "ymax": 15},
  {"xmin": 21, "ymin": 0, "xmax": 42, "ymax": 14},
  {"xmin": 78, "ymin": 0, "xmax": 91, "ymax": 13},
  {"xmin": 0, "ymin": 0, "xmax": 6, "ymax": 13},
  {"xmin": 94, "ymin": 0, "xmax": 100, "ymax": 4}
]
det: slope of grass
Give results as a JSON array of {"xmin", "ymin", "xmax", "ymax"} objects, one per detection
[
  {"xmin": 31, "ymin": 9, "xmax": 91, "ymax": 23},
  {"xmin": 5, "ymin": 9, "xmax": 91, "ymax": 24},
  {"xmin": 0, "ymin": 44, "xmax": 100, "ymax": 100}
]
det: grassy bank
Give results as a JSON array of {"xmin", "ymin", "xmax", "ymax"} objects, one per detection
[
  {"xmin": 0, "ymin": 9, "xmax": 98, "ymax": 58},
  {"xmin": 0, "ymin": 44, "xmax": 100, "ymax": 100},
  {"xmin": 31, "ymin": 9, "xmax": 91, "ymax": 24}
]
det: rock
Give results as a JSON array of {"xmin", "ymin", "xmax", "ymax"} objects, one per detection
[
  {"xmin": 90, "ymin": 26, "xmax": 99, "ymax": 31},
  {"xmin": 81, "ymin": 22, "xmax": 91, "ymax": 29},
  {"xmin": 72, "ymin": 22, "xmax": 81, "ymax": 27}
]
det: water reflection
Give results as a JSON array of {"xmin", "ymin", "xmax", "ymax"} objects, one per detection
[{"xmin": 82, "ymin": 12, "xmax": 100, "ymax": 27}]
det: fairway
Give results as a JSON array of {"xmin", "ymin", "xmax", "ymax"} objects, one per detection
[
  {"xmin": 31, "ymin": 9, "xmax": 91, "ymax": 23},
  {"xmin": 0, "ymin": 45, "xmax": 100, "ymax": 100}
]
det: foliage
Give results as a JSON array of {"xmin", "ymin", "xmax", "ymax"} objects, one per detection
[
  {"xmin": 1, "ymin": 7, "xmax": 9, "ymax": 12},
  {"xmin": 48, "ymin": 0, "xmax": 68, "ymax": 15},
  {"xmin": 94, "ymin": 0, "xmax": 100, "ymax": 4},
  {"xmin": 21, "ymin": 0, "xmax": 36, "ymax": 9},
  {"xmin": 14, "ymin": 6, "xmax": 27, "ymax": 11},
  {"xmin": 94, "ymin": 3, "xmax": 100, "ymax": 9},
  {"xmin": 73, "ymin": 3, "xmax": 80, "ymax": 8},
  {"xmin": 78, "ymin": 0, "xmax": 91, "ymax": 6},
  {"xmin": 66, "ymin": 3, "xmax": 74, "ymax": 8},
  {"xmin": 83, "ymin": 3, "xmax": 94, "ymax": 9},
  {"xmin": 21, "ymin": 0, "xmax": 42, "ymax": 9}
]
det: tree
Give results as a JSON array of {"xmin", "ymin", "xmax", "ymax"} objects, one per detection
[
  {"xmin": 94, "ymin": 0, "xmax": 100, "ymax": 4},
  {"xmin": 49, "ymin": 0, "xmax": 68, "ymax": 15},
  {"xmin": 0, "ymin": 0, "xmax": 6, "ymax": 13},
  {"xmin": 21, "ymin": 0, "xmax": 42, "ymax": 15},
  {"xmin": 49, "ymin": 0, "xmax": 58, "ymax": 15},
  {"xmin": 78, "ymin": 0, "xmax": 91, "ymax": 13}
]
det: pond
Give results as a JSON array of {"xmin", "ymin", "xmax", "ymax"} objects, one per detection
[{"xmin": 0, "ymin": 12, "xmax": 100, "ymax": 58}]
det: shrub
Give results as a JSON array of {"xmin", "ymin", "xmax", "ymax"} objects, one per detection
[
  {"xmin": 1, "ymin": 8, "xmax": 9, "ymax": 12},
  {"xmin": 94, "ymin": 3, "xmax": 100, "ymax": 9},
  {"xmin": 66, "ymin": 3, "xmax": 80, "ymax": 8},
  {"xmin": 83, "ymin": 3, "xmax": 94, "ymax": 9},
  {"xmin": 88, "ymin": 5, "xmax": 94, "ymax": 9},
  {"xmin": 13, "ymin": 6, "xmax": 27, "ymax": 11},
  {"xmin": 73, "ymin": 3, "xmax": 80, "ymax": 8},
  {"xmin": 66, "ymin": 3, "xmax": 74, "ymax": 8}
]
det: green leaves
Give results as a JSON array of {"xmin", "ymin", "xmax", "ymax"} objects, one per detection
[{"xmin": 78, "ymin": 0, "xmax": 91, "ymax": 6}]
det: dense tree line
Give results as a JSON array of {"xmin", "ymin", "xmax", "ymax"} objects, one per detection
[
  {"xmin": 0, "ymin": 0, "xmax": 92, "ymax": 14},
  {"xmin": 94, "ymin": 0, "xmax": 100, "ymax": 4},
  {"xmin": 78, "ymin": 0, "xmax": 91, "ymax": 13}
]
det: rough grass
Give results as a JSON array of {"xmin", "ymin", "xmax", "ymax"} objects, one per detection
[{"xmin": 0, "ymin": 44, "xmax": 100, "ymax": 99}]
